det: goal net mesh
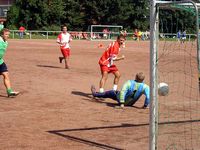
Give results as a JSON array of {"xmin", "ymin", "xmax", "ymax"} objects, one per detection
[{"xmin": 157, "ymin": 34, "xmax": 200, "ymax": 149}]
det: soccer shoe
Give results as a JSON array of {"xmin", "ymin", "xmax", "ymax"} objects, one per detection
[
  {"xmin": 142, "ymin": 105, "xmax": 149, "ymax": 109},
  {"xmin": 8, "ymin": 91, "xmax": 20, "ymax": 97},
  {"xmin": 59, "ymin": 57, "xmax": 63, "ymax": 63},
  {"xmin": 91, "ymin": 85, "xmax": 96, "ymax": 95},
  {"xmin": 65, "ymin": 66, "xmax": 70, "ymax": 69}
]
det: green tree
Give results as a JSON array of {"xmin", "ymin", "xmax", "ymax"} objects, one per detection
[
  {"xmin": 63, "ymin": 0, "xmax": 85, "ymax": 31},
  {"xmin": 7, "ymin": 0, "xmax": 66, "ymax": 30},
  {"xmin": 48, "ymin": 0, "xmax": 65, "ymax": 27},
  {"xmin": 6, "ymin": 0, "xmax": 150, "ymax": 31},
  {"xmin": 6, "ymin": 5, "xmax": 20, "ymax": 29},
  {"xmin": 128, "ymin": 0, "xmax": 149, "ymax": 31},
  {"xmin": 159, "ymin": 9, "xmax": 196, "ymax": 33},
  {"xmin": 79, "ymin": 0, "xmax": 149, "ymax": 31}
]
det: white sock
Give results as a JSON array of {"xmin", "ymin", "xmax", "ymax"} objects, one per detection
[
  {"xmin": 122, "ymin": 42, "xmax": 125, "ymax": 48},
  {"xmin": 99, "ymin": 88, "xmax": 104, "ymax": 93},
  {"xmin": 113, "ymin": 84, "xmax": 118, "ymax": 91}
]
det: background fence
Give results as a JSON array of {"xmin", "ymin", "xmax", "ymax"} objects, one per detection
[
  {"xmin": 10, "ymin": 30, "xmax": 148, "ymax": 40},
  {"xmin": 9, "ymin": 30, "xmax": 195, "ymax": 41}
]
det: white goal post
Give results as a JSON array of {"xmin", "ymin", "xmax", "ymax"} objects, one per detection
[
  {"xmin": 150, "ymin": 1, "xmax": 200, "ymax": 150},
  {"xmin": 89, "ymin": 25, "xmax": 123, "ymax": 41}
]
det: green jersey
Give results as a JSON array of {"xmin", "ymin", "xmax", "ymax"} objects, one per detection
[
  {"xmin": 0, "ymin": 36, "xmax": 8, "ymax": 65},
  {"xmin": 0, "ymin": 24, "xmax": 4, "ymax": 31}
]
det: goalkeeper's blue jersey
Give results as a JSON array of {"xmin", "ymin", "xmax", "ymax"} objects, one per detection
[{"xmin": 117, "ymin": 80, "xmax": 150, "ymax": 107}]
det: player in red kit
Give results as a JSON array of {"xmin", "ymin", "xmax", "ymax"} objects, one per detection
[
  {"xmin": 57, "ymin": 25, "xmax": 72, "ymax": 69},
  {"xmin": 99, "ymin": 34, "xmax": 125, "ymax": 93}
]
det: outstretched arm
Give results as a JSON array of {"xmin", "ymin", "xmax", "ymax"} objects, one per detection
[{"xmin": 142, "ymin": 86, "xmax": 150, "ymax": 109}]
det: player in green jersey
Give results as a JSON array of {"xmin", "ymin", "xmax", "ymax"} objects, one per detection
[{"xmin": 0, "ymin": 28, "xmax": 19, "ymax": 97}]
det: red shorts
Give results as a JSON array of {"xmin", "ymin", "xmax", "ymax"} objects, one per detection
[
  {"xmin": 100, "ymin": 65, "xmax": 118, "ymax": 73},
  {"xmin": 61, "ymin": 48, "xmax": 70, "ymax": 57}
]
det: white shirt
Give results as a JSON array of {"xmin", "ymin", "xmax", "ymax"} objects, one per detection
[{"xmin": 57, "ymin": 32, "xmax": 72, "ymax": 49}]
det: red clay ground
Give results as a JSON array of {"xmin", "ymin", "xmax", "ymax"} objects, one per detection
[
  {"xmin": 0, "ymin": 39, "xmax": 199, "ymax": 150},
  {"xmin": 0, "ymin": 39, "xmax": 150, "ymax": 150}
]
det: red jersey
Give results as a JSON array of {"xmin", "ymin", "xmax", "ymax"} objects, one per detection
[
  {"xmin": 19, "ymin": 26, "xmax": 25, "ymax": 32},
  {"xmin": 99, "ymin": 41, "xmax": 120, "ymax": 66}
]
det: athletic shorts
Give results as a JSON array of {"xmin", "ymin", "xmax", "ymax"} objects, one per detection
[
  {"xmin": 61, "ymin": 48, "xmax": 70, "ymax": 57},
  {"xmin": 0, "ymin": 62, "xmax": 8, "ymax": 73},
  {"xmin": 100, "ymin": 64, "xmax": 118, "ymax": 73}
]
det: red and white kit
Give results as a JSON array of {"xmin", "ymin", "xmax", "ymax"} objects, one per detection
[
  {"xmin": 57, "ymin": 32, "xmax": 72, "ymax": 57},
  {"xmin": 99, "ymin": 41, "xmax": 120, "ymax": 73}
]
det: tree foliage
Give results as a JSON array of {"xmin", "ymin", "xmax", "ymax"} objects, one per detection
[
  {"xmin": 159, "ymin": 9, "xmax": 196, "ymax": 33},
  {"xmin": 6, "ymin": 0, "xmax": 197, "ymax": 33}
]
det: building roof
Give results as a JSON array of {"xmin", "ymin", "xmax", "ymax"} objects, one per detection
[{"xmin": 0, "ymin": 0, "xmax": 14, "ymax": 5}]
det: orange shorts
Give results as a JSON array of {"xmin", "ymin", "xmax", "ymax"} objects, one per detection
[
  {"xmin": 100, "ymin": 65, "xmax": 118, "ymax": 73},
  {"xmin": 61, "ymin": 48, "xmax": 70, "ymax": 57}
]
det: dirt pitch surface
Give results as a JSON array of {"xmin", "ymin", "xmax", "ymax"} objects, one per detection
[{"xmin": 0, "ymin": 39, "xmax": 153, "ymax": 150}]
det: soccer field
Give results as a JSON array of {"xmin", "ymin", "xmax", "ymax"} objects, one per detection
[{"xmin": 0, "ymin": 39, "xmax": 199, "ymax": 150}]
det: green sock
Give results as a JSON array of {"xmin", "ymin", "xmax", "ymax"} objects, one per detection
[{"xmin": 7, "ymin": 88, "xmax": 13, "ymax": 94}]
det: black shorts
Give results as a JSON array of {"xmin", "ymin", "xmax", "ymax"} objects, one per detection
[{"xmin": 0, "ymin": 62, "xmax": 8, "ymax": 73}]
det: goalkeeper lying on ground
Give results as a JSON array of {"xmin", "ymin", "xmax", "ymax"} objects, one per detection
[{"xmin": 91, "ymin": 72, "xmax": 150, "ymax": 108}]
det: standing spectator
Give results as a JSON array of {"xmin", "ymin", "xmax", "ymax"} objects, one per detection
[
  {"xmin": 145, "ymin": 30, "xmax": 150, "ymax": 40},
  {"xmin": 0, "ymin": 21, "xmax": 4, "ymax": 31},
  {"xmin": 177, "ymin": 30, "xmax": 181, "ymax": 42},
  {"xmin": 19, "ymin": 26, "xmax": 25, "ymax": 39},
  {"xmin": 103, "ymin": 28, "xmax": 109, "ymax": 39},
  {"xmin": 0, "ymin": 28, "xmax": 19, "ymax": 97},
  {"xmin": 78, "ymin": 31, "xmax": 83, "ymax": 39},
  {"xmin": 98, "ymin": 34, "xmax": 125, "ymax": 93},
  {"xmin": 138, "ymin": 30, "xmax": 142, "ymax": 41},
  {"xmin": 74, "ymin": 31, "xmax": 79, "ymax": 39},
  {"xmin": 120, "ymin": 29, "xmax": 127, "ymax": 37},
  {"xmin": 57, "ymin": 24, "xmax": 72, "ymax": 69},
  {"xmin": 181, "ymin": 30, "xmax": 186, "ymax": 43},
  {"xmin": 133, "ymin": 29, "xmax": 139, "ymax": 41},
  {"xmin": 82, "ymin": 32, "xmax": 88, "ymax": 39}
]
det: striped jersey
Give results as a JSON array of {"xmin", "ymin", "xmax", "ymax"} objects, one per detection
[
  {"xmin": 118, "ymin": 80, "xmax": 150, "ymax": 107},
  {"xmin": 99, "ymin": 41, "xmax": 120, "ymax": 66}
]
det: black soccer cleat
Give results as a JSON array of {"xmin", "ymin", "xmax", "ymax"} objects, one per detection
[{"xmin": 59, "ymin": 57, "xmax": 63, "ymax": 63}]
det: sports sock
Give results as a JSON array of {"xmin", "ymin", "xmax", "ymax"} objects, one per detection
[
  {"xmin": 113, "ymin": 84, "xmax": 118, "ymax": 91},
  {"xmin": 7, "ymin": 88, "xmax": 13, "ymax": 94},
  {"xmin": 99, "ymin": 88, "xmax": 104, "ymax": 93}
]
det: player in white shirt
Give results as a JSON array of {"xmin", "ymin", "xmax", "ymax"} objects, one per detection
[{"xmin": 57, "ymin": 25, "xmax": 72, "ymax": 69}]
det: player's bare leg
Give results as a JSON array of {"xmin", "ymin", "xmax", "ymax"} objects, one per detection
[
  {"xmin": 91, "ymin": 85, "xmax": 96, "ymax": 96},
  {"xmin": 64, "ymin": 57, "xmax": 70, "ymax": 69},
  {"xmin": 113, "ymin": 71, "xmax": 121, "ymax": 91},
  {"xmin": 2, "ymin": 72, "xmax": 11, "ymax": 89},
  {"xmin": 2, "ymin": 72, "xmax": 19, "ymax": 97},
  {"xmin": 99, "ymin": 71, "xmax": 108, "ymax": 93}
]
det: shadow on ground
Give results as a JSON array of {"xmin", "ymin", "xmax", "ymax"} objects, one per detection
[{"xmin": 37, "ymin": 64, "xmax": 62, "ymax": 69}]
